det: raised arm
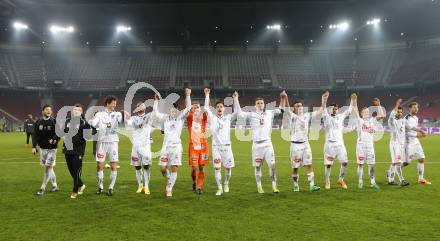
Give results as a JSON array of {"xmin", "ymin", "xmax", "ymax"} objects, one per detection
[
  {"xmin": 152, "ymin": 94, "xmax": 168, "ymax": 123},
  {"xmin": 374, "ymin": 97, "xmax": 385, "ymax": 121},
  {"xmin": 342, "ymin": 93, "xmax": 357, "ymax": 118},
  {"xmin": 203, "ymin": 87, "xmax": 215, "ymax": 119},
  {"xmin": 280, "ymin": 90, "xmax": 294, "ymax": 118}
]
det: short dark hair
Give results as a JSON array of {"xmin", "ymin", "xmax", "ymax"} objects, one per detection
[
  {"xmin": 330, "ymin": 103, "xmax": 338, "ymax": 108},
  {"xmin": 42, "ymin": 104, "xmax": 52, "ymax": 111},
  {"xmin": 408, "ymin": 102, "xmax": 418, "ymax": 108},
  {"xmin": 104, "ymin": 95, "xmax": 118, "ymax": 106},
  {"xmin": 397, "ymin": 106, "xmax": 403, "ymax": 110},
  {"xmin": 74, "ymin": 103, "xmax": 84, "ymax": 111},
  {"xmin": 293, "ymin": 100, "xmax": 303, "ymax": 106},
  {"xmin": 255, "ymin": 97, "xmax": 264, "ymax": 102},
  {"xmin": 215, "ymin": 100, "xmax": 224, "ymax": 107}
]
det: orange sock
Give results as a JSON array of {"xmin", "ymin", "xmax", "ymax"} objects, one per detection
[
  {"xmin": 191, "ymin": 169, "xmax": 197, "ymax": 184},
  {"xmin": 197, "ymin": 171, "xmax": 205, "ymax": 189}
]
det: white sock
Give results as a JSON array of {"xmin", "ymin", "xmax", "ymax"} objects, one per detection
[
  {"xmin": 135, "ymin": 169, "xmax": 143, "ymax": 187},
  {"xmin": 395, "ymin": 165, "xmax": 404, "ymax": 182},
  {"xmin": 357, "ymin": 165, "xmax": 363, "ymax": 184},
  {"xmin": 307, "ymin": 172, "xmax": 315, "ymax": 188},
  {"xmin": 97, "ymin": 170, "xmax": 104, "ymax": 189},
  {"xmin": 255, "ymin": 167, "xmax": 262, "ymax": 187},
  {"xmin": 269, "ymin": 165, "xmax": 277, "ymax": 189},
  {"xmin": 40, "ymin": 169, "xmax": 50, "ymax": 190},
  {"xmin": 325, "ymin": 166, "xmax": 332, "ymax": 182},
  {"xmin": 339, "ymin": 165, "xmax": 346, "ymax": 180},
  {"xmin": 109, "ymin": 171, "xmax": 117, "ymax": 190},
  {"xmin": 368, "ymin": 164, "xmax": 376, "ymax": 185},
  {"xmin": 167, "ymin": 172, "xmax": 177, "ymax": 191},
  {"xmin": 143, "ymin": 168, "xmax": 150, "ymax": 188},
  {"xmin": 292, "ymin": 174, "xmax": 299, "ymax": 188},
  {"xmin": 49, "ymin": 168, "xmax": 57, "ymax": 187},
  {"xmin": 215, "ymin": 169, "xmax": 222, "ymax": 190},
  {"xmin": 388, "ymin": 165, "xmax": 395, "ymax": 183},
  {"xmin": 224, "ymin": 168, "xmax": 232, "ymax": 185},
  {"xmin": 417, "ymin": 162, "xmax": 424, "ymax": 180}
]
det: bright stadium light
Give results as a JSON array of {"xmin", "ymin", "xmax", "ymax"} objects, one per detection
[
  {"xmin": 13, "ymin": 21, "xmax": 28, "ymax": 30},
  {"xmin": 366, "ymin": 18, "xmax": 381, "ymax": 25},
  {"xmin": 50, "ymin": 25, "xmax": 75, "ymax": 34},
  {"xmin": 116, "ymin": 25, "xmax": 131, "ymax": 33},
  {"xmin": 328, "ymin": 21, "xmax": 350, "ymax": 30},
  {"xmin": 266, "ymin": 24, "xmax": 281, "ymax": 30}
]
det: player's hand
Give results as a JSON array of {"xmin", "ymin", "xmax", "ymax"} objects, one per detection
[
  {"xmin": 124, "ymin": 111, "xmax": 131, "ymax": 119},
  {"xmin": 185, "ymin": 88, "xmax": 191, "ymax": 96},
  {"xmin": 322, "ymin": 91, "xmax": 329, "ymax": 100},
  {"xmin": 32, "ymin": 148, "xmax": 37, "ymax": 155},
  {"xmin": 232, "ymin": 91, "xmax": 239, "ymax": 98},
  {"xmin": 351, "ymin": 93, "xmax": 357, "ymax": 100},
  {"xmin": 280, "ymin": 90, "xmax": 287, "ymax": 98},
  {"xmin": 418, "ymin": 130, "xmax": 427, "ymax": 138},
  {"xmin": 49, "ymin": 139, "xmax": 53, "ymax": 144},
  {"xmin": 154, "ymin": 93, "xmax": 161, "ymax": 100},
  {"xmin": 204, "ymin": 88, "xmax": 210, "ymax": 96},
  {"xmin": 396, "ymin": 98, "xmax": 403, "ymax": 106}
]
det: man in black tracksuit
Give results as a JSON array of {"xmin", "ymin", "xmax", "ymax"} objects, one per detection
[
  {"xmin": 32, "ymin": 105, "xmax": 60, "ymax": 196},
  {"xmin": 63, "ymin": 104, "xmax": 90, "ymax": 199},
  {"xmin": 24, "ymin": 114, "xmax": 35, "ymax": 146}
]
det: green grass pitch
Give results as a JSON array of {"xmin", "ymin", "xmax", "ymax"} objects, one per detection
[{"xmin": 1, "ymin": 130, "xmax": 440, "ymax": 240}]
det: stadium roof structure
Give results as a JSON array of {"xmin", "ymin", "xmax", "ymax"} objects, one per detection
[{"xmin": 0, "ymin": 0, "xmax": 439, "ymax": 46}]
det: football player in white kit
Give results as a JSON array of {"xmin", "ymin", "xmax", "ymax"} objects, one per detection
[
  {"xmin": 90, "ymin": 95, "xmax": 126, "ymax": 196},
  {"xmin": 203, "ymin": 88, "xmax": 239, "ymax": 196},
  {"xmin": 322, "ymin": 93, "xmax": 356, "ymax": 190},
  {"xmin": 125, "ymin": 97, "xmax": 157, "ymax": 195},
  {"xmin": 153, "ymin": 89, "xmax": 191, "ymax": 197},
  {"xmin": 280, "ymin": 90, "xmax": 328, "ymax": 192},
  {"xmin": 404, "ymin": 102, "xmax": 431, "ymax": 185},
  {"xmin": 236, "ymin": 92, "xmax": 285, "ymax": 194},
  {"xmin": 386, "ymin": 98, "xmax": 410, "ymax": 187},
  {"xmin": 353, "ymin": 97, "xmax": 385, "ymax": 190}
]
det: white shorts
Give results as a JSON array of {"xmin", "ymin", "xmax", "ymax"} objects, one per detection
[
  {"xmin": 324, "ymin": 142, "xmax": 348, "ymax": 166},
  {"xmin": 390, "ymin": 142, "xmax": 405, "ymax": 164},
  {"xmin": 405, "ymin": 138, "xmax": 425, "ymax": 163},
  {"xmin": 356, "ymin": 142, "xmax": 375, "ymax": 165},
  {"xmin": 131, "ymin": 145, "xmax": 152, "ymax": 166},
  {"xmin": 96, "ymin": 142, "xmax": 119, "ymax": 162},
  {"xmin": 212, "ymin": 145, "xmax": 235, "ymax": 169},
  {"xmin": 40, "ymin": 148, "xmax": 57, "ymax": 167},
  {"xmin": 159, "ymin": 144, "xmax": 182, "ymax": 167},
  {"xmin": 252, "ymin": 141, "xmax": 275, "ymax": 167},
  {"xmin": 290, "ymin": 142, "xmax": 313, "ymax": 168}
]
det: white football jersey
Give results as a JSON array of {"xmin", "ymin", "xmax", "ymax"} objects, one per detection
[
  {"xmin": 240, "ymin": 109, "xmax": 282, "ymax": 142},
  {"xmin": 127, "ymin": 113, "xmax": 153, "ymax": 146},
  {"xmin": 388, "ymin": 110, "xmax": 406, "ymax": 145},
  {"xmin": 405, "ymin": 114, "xmax": 419, "ymax": 140},
  {"xmin": 91, "ymin": 111, "xmax": 122, "ymax": 143},
  {"xmin": 355, "ymin": 117, "xmax": 377, "ymax": 144},
  {"xmin": 286, "ymin": 111, "xmax": 313, "ymax": 142},
  {"xmin": 154, "ymin": 108, "xmax": 190, "ymax": 145},
  {"xmin": 322, "ymin": 106, "xmax": 352, "ymax": 144}
]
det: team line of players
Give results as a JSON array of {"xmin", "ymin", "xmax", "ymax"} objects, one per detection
[{"xmin": 32, "ymin": 88, "xmax": 431, "ymax": 198}]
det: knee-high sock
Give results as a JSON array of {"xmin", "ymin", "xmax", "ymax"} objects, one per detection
[
  {"xmin": 97, "ymin": 170, "xmax": 104, "ymax": 189},
  {"xmin": 197, "ymin": 171, "xmax": 205, "ymax": 189},
  {"xmin": 224, "ymin": 168, "xmax": 232, "ymax": 185},
  {"xmin": 167, "ymin": 172, "xmax": 177, "ymax": 191},
  {"xmin": 143, "ymin": 168, "xmax": 150, "ymax": 188},
  {"xmin": 292, "ymin": 173, "xmax": 299, "ymax": 188},
  {"xmin": 109, "ymin": 171, "xmax": 117, "ymax": 189},
  {"xmin": 214, "ymin": 169, "xmax": 222, "ymax": 190},
  {"xmin": 135, "ymin": 169, "xmax": 143, "ymax": 186},
  {"xmin": 417, "ymin": 162, "xmax": 424, "ymax": 180},
  {"xmin": 40, "ymin": 169, "xmax": 50, "ymax": 190},
  {"xmin": 339, "ymin": 165, "xmax": 346, "ymax": 180},
  {"xmin": 307, "ymin": 172, "xmax": 315, "ymax": 188},
  {"xmin": 394, "ymin": 165, "xmax": 404, "ymax": 182},
  {"xmin": 325, "ymin": 166, "xmax": 331, "ymax": 182},
  {"xmin": 357, "ymin": 165, "xmax": 363, "ymax": 184},
  {"xmin": 49, "ymin": 168, "xmax": 57, "ymax": 187},
  {"xmin": 368, "ymin": 164, "xmax": 376, "ymax": 184},
  {"xmin": 255, "ymin": 166, "xmax": 262, "ymax": 187},
  {"xmin": 269, "ymin": 165, "xmax": 277, "ymax": 189},
  {"xmin": 191, "ymin": 169, "xmax": 197, "ymax": 184},
  {"xmin": 388, "ymin": 164, "xmax": 395, "ymax": 183}
]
